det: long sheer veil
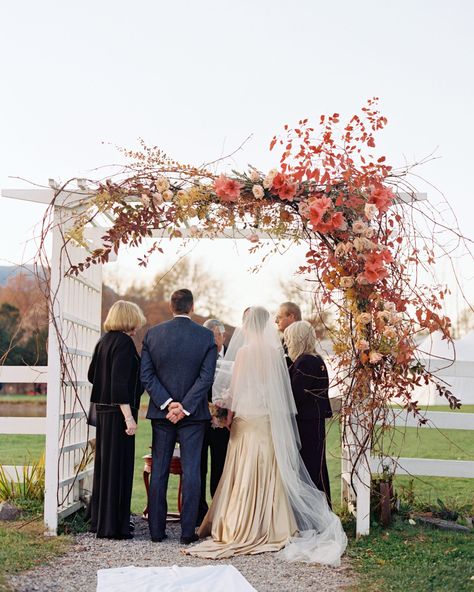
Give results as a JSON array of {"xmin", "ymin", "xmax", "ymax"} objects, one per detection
[{"xmin": 212, "ymin": 306, "xmax": 347, "ymax": 566}]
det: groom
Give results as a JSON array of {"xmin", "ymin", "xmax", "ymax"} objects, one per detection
[{"xmin": 141, "ymin": 289, "xmax": 217, "ymax": 543}]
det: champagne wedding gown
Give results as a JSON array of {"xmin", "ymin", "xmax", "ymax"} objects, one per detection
[{"xmin": 188, "ymin": 414, "xmax": 297, "ymax": 558}]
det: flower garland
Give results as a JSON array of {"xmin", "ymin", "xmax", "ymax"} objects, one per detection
[{"xmin": 60, "ymin": 99, "xmax": 461, "ymax": 452}]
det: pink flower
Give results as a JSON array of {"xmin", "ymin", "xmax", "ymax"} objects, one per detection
[
  {"xmin": 248, "ymin": 233, "xmax": 260, "ymax": 243},
  {"xmin": 369, "ymin": 184, "xmax": 395, "ymax": 213},
  {"xmin": 214, "ymin": 174, "xmax": 242, "ymax": 202},
  {"xmin": 308, "ymin": 196, "xmax": 332, "ymax": 226},
  {"xmin": 364, "ymin": 203, "xmax": 379, "ymax": 220},
  {"xmin": 369, "ymin": 351, "xmax": 383, "ymax": 364}
]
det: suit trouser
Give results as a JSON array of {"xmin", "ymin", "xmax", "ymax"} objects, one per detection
[
  {"xmin": 149, "ymin": 419, "xmax": 206, "ymax": 539},
  {"xmin": 198, "ymin": 423, "xmax": 230, "ymax": 521}
]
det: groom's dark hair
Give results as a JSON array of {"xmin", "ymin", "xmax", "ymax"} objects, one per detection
[{"xmin": 171, "ymin": 289, "xmax": 194, "ymax": 314}]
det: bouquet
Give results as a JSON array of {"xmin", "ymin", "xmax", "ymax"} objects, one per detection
[{"xmin": 209, "ymin": 401, "xmax": 229, "ymax": 429}]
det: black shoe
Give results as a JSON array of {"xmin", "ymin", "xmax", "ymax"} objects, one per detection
[
  {"xmin": 151, "ymin": 534, "xmax": 168, "ymax": 542},
  {"xmin": 180, "ymin": 533, "xmax": 199, "ymax": 545}
]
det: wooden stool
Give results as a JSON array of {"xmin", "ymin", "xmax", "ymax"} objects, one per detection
[{"xmin": 142, "ymin": 447, "xmax": 183, "ymax": 520}]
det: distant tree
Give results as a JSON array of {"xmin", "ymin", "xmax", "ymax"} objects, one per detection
[
  {"xmin": 0, "ymin": 303, "xmax": 26, "ymax": 365},
  {"xmin": 455, "ymin": 306, "xmax": 474, "ymax": 338}
]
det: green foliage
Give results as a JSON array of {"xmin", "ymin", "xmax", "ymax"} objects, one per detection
[{"xmin": 0, "ymin": 455, "xmax": 45, "ymax": 503}]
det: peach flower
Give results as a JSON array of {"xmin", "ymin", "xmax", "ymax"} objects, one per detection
[
  {"xmin": 356, "ymin": 339, "xmax": 370, "ymax": 351},
  {"xmin": 369, "ymin": 351, "xmax": 383, "ymax": 364},
  {"xmin": 155, "ymin": 176, "xmax": 170, "ymax": 192},
  {"xmin": 357, "ymin": 312, "xmax": 372, "ymax": 325},
  {"xmin": 340, "ymin": 276, "xmax": 355, "ymax": 288},
  {"xmin": 249, "ymin": 168, "xmax": 261, "ymax": 183},
  {"xmin": 352, "ymin": 219, "xmax": 368, "ymax": 234},
  {"xmin": 364, "ymin": 203, "xmax": 379, "ymax": 220},
  {"xmin": 162, "ymin": 189, "xmax": 173, "ymax": 201},
  {"xmin": 252, "ymin": 184, "xmax": 265, "ymax": 199},
  {"xmin": 383, "ymin": 326, "xmax": 397, "ymax": 340},
  {"xmin": 141, "ymin": 193, "xmax": 150, "ymax": 207},
  {"xmin": 152, "ymin": 192, "xmax": 163, "ymax": 206}
]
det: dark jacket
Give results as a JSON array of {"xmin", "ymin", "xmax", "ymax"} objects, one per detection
[
  {"xmin": 88, "ymin": 331, "xmax": 143, "ymax": 409},
  {"xmin": 141, "ymin": 317, "xmax": 217, "ymax": 421},
  {"xmin": 289, "ymin": 353, "xmax": 333, "ymax": 420}
]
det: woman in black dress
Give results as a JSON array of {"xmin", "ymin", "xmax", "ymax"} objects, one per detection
[
  {"xmin": 88, "ymin": 300, "xmax": 145, "ymax": 539},
  {"xmin": 284, "ymin": 320, "xmax": 333, "ymax": 507}
]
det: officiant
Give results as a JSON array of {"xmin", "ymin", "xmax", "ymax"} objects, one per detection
[{"xmin": 197, "ymin": 319, "xmax": 229, "ymax": 525}]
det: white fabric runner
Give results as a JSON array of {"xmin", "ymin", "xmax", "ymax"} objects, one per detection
[{"xmin": 97, "ymin": 564, "xmax": 257, "ymax": 592}]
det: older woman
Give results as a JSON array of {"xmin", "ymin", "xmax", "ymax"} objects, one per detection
[
  {"xmin": 284, "ymin": 320, "xmax": 332, "ymax": 506},
  {"xmin": 88, "ymin": 300, "xmax": 146, "ymax": 539}
]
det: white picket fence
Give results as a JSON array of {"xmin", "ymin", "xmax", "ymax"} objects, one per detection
[
  {"xmin": 342, "ymin": 408, "xmax": 474, "ymax": 536},
  {"xmin": 0, "ymin": 365, "xmax": 48, "ymax": 480}
]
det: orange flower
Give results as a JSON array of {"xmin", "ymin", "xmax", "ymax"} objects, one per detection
[
  {"xmin": 214, "ymin": 174, "xmax": 242, "ymax": 203},
  {"xmin": 308, "ymin": 196, "xmax": 332, "ymax": 226}
]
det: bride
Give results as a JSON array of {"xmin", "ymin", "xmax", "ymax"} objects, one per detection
[{"xmin": 186, "ymin": 306, "xmax": 347, "ymax": 566}]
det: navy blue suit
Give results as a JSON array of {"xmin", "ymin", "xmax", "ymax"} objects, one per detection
[{"xmin": 141, "ymin": 316, "xmax": 217, "ymax": 539}]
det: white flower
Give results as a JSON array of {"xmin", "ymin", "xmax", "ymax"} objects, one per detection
[
  {"xmin": 252, "ymin": 184, "xmax": 265, "ymax": 199},
  {"xmin": 364, "ymin": 203, "xmax": 379, "ymax": 220},
  {"xmin": 155, "ymin": 176, "xmax": 170, "ymax": 192},
  {"xmin": 141, "ymin": 193, "xmax": 150, "ymax": 207},
  {"xmin": 249, "ymin": 168, "xmax": 261, "ymax": 183},
  {"xmin": 408, "ymin": 518, "xmax": 416, "ymax": 526},
  {"xmin": 189, "ymin": 225, "xmax": 198, "ymax": 236},
  {"xmin": 153, "ymin": 192, "xmax": 163, "ymax": 206},
  {"xmin": 263, "ymin": 168, "xmax": 278, "ymax": 189},
  {"xmin": 384, "ymin": 301, "xmax": 396, "ymax": 312}
]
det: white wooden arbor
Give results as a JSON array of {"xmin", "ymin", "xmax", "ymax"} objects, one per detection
[{"xmin": 2, "ymin": 186, "xmax": 473, "ymax": 537}]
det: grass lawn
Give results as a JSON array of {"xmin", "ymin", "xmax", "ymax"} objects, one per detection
[
  {"xmin": 0, "ymin": 521, "xmax": 69, "ymax": 591},
  {"xmin": 348, "ymin": 519, "xmax": 474, "ymax": 592},
  {"xmin": 0, "ymin": 394, "xmax": 46, "ymax": 404}
]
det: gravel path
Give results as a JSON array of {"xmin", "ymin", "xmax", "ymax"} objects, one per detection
[{"xmin": 9, "ymin": 518, "xmax": 355, "ymax": 592}]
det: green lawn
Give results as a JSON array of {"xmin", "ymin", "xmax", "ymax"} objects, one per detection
[
  {"xmin": 348, "ymin": 520, "xmax": 474, "ymax": 592},
  {"xmin": 0, "ymin": 522, "xmax": 69, "ymax": 591}
]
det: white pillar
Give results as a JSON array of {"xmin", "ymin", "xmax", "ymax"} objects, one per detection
[{"xmin": 43, "ymin": 207, "xmax": 63, "ymax": 535}]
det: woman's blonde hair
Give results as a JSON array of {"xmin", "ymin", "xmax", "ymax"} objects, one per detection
[
  {"xmin": 103, "ymin": 300, "xmax": 146, "ymax": 333},
  {"xmin": 284, "ymin": 320, "xmax": 317, "ymax": 362}
]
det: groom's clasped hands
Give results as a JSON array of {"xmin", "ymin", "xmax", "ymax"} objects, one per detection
[{"xmin": 166, "ymin": 401, "xmax": 186, "ymax": 424}]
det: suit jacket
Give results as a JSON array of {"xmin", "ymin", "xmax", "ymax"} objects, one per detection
[
  {"xmin": 289, "ymin": 353, "xmax": 333, "ymax": 420},
  {"xmin": 88, "ymin": 331, "xmax": 143, "ymax": 409},
  {"xmin": 141, "ymin": 317, "xmax": 217, "ymax": 421}
]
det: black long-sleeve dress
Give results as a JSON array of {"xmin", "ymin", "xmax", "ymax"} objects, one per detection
[
  {"xmin": 87, "ymin": 331, "xmax": 143, "ymax": 539},
  {"xmin": 289, "ymin": 353, "xmax": 333, "ymax": 506}
]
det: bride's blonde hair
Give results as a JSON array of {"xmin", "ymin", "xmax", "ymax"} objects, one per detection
[{"xmin": 284, "ymin": 320, "xmax": 317, "ymax": 362}]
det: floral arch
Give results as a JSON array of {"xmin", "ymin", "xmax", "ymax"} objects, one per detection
[{"xmin": 30, "ymin": 98, "xmax": 468, "ymax": 535}]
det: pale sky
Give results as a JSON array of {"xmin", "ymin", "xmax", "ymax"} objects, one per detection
[{"xmin": 1, "ymin": 0, "xmax": 473, "ymax": 325}]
